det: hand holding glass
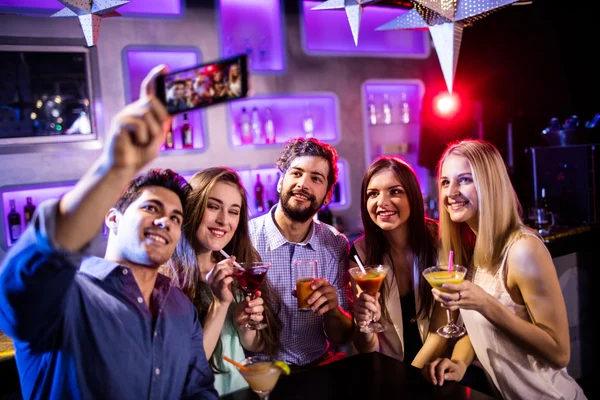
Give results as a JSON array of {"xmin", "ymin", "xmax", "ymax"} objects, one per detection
[
  {"xmin": 233, "ymin": 262, "xmax": 271, "ymax": 330},
  {"xmin": 423, "ymin": 264, "xmax": 467, "ymax": 338},
  {"xmin": 349, "ymin": 265, "xmax": 389, "ymax": 333}
]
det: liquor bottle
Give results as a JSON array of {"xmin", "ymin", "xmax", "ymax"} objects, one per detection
[
  {"xmin": 7, "ymin": 199, "xmax": 22, "ymax": 244},
  {"xmin": 303, "ymin": 103, "xmax": 314, "ymax": 138},
  {"xmin": 274, "ymin": 172, "xmax": 281, "ymax": 202},
  {"xmin": 181, "ymin": 113, "xmax": 193, "ymax": 149},
  {"xmin": 400, "ymin": 92, "xmax": 410, "ymax": 124},
  {"xmin": 265, "ymin": 175, "xmax": 277, "ymax": 208},
  {"xmin": 264, "ymin": 107, "xmax": 276, "ymax": 144},
  {"xmin": 254, "ymin": 174, "xmax": 265, "ymax": 213},
  {"xmin": 332, "ymin": 182, "xmax": 341, "ymax": 204},
  {"xmin": 165, "ymin": 123, "xmax": 175, "ymax": 150},
  {"xmin": 251, "ymin": 107, "xmax": 262, "ymax": 144},
  {"xmin": 382, "ymin": 93, "xmax": 392, "ymax": 125},
  {"xmin": 240, "ymin": 107, "xmax": 253, "ymax": 145},
  {"xmin": 368, "ymin": 93, "xmax": 377, "ymax": 125},
  {"xmin": 536, "ymin": 188, "xmax": 550, "ymax": 231},
  {"xmin": 24, "ymin": 197, "xmax": 36, "ymax": 224}
]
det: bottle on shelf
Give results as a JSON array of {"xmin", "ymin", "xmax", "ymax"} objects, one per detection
[
  {"xmin": 382, "ymin": 93, "xmax": 392, "ymax": 125},
  {"xmin": 251, "ymin": 107, "xmax": 263, "ymax": 144},
  {"xmin": 254, "ymin": 174, "xmax": 265, "ymax": 213},
  {"xmin": 7, "ymin": 199, "xmax": 22, "ymax": 244},
  {"xmin": 264, "ymin": 107, "xmax": 276, "ymax": 144},
  {"xmin": 332, "ymin": 182, "xmax": 342, "ymax": 204},
  {"xmin": 274, "ymin": 172, "xmax": 281, "ymax": 203},
  {"xmin": 400, "ymin": 92, "xmax": 410, "ymax": 124},
  {"xmin": 240, "ymin": 107, "xmax": 253, "ymax": 144},
  {"xmin": 24, "ymin": 197, "xmax": 36, "ymax": 225},
  {"xmin": 302, "ymin": 103, "xmax": 314, "ymax": 138},
  {"xmin": 265, "ymin": 174, "xmax": 277, "ymax": 209},
  {"xmin": 165, "ymin": 123, "xmax": 175, "ymax": 150},
  {"xmin": 181, "ymin": 113, "xmax": 194, "ymax": 149},
  {"xmin": 368, "ymin": 93, "xmax": 378, "ymax": 126}
]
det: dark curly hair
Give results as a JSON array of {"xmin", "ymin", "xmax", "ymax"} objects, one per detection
[
  {"xmin": 275, "ymin": 137, "xmax": 339, "ymax": 193},
  {"xmin": 114, "ymin": 169, "xmax": 191, "ymax": 214}
]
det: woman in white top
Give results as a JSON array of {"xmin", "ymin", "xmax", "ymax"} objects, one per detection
[
  {"xmin": 350, "ymin": 156, "xmax": 449, "ymax": 367},
  {"xmin": 423, "ymin": 139, "xmax": 586, "ymax": 399}
]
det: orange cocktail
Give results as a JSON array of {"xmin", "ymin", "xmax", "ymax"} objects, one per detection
[
  {"xmin": 238, "ymin": 356, "xmax": 287, "ymax": 399},
  {"xmin": 354, "ymin": 272, "xmax": 386, "ymax": 296},
  {"xmin": 349, "ymin": 265, "xmax": 390, "ymax": 333},
  {"xmin": 296, "ymin": 278, "xmax": 315, "ymax": 310}
]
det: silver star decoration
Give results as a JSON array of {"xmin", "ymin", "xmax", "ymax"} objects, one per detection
[
  {"xmin": 51, "ymin": 0, "xmax": 130, "ymax": 47},
  {"xmin": 311, "ymin": 0, "xmax": 381, "ymax": 46},
  {"xmin": 377, "ymin": 0, "xmax": 520, "ymax": 93}
]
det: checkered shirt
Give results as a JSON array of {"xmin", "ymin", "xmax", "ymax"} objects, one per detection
[{"xmin": 248, "ymin": 206, "xmax": 350, "ymax": 366}]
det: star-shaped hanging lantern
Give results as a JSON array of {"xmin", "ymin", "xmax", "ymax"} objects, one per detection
[
  {"xmin": 376, "ymin": 0, "xmax": 521, "ymax": 93},
  {"xmin": 311, "ymin": 0, "xmax": 382, "ymax": 46},
  {"xmin": 51, "ymin": 0, "xmax": 130, "ymax": 47}
]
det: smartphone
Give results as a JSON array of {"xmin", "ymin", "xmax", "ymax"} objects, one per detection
[{"xmin": 156, "ymin": 54, "xmax": 248, "ymax": 115}]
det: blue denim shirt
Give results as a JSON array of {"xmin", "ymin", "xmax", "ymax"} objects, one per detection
[{"xmin": 0, "ymin": 200, "xmax": 218, "ymax": 400}]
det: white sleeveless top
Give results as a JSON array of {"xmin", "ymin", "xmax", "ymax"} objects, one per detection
[{"xmin": 460, "ymin": 231, "xmax": 586, "ymax": 400}]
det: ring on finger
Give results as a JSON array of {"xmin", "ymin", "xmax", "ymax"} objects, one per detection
[{"xmin": 457, "ymin": 291, "xmax": 462, "ymax": 301}]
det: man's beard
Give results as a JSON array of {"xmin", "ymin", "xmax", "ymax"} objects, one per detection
[{"xmin": 280, "ymin": 189, "xmax": 324, "ymax": 223}]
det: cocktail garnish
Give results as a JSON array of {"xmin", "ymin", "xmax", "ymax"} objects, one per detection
[{"xmin": 273, "ymin": 360, "xmax": 290, "ymax": 375}]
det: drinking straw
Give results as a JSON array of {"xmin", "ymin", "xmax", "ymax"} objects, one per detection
[
  {"xmin": 223, "ymin": 356, "xmax": 249, "ymax": 371},
  {"xmin": 353, "ymin": 255, "xmax": 367, "ymax": 274},
  {"xmin": 448, "ymin": 250, "xmax": 454, "ymax": 273},
  {"xmin": 219, "ymin": 249, "xmax": 244, "ymax": 271}
]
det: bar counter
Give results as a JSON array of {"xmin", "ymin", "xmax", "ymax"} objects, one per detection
[{"xmin": 222, "ymin": 352, "xmax": 495, "ymax": 400}]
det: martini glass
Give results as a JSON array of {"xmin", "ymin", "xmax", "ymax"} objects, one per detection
[
  {"xmin": 423, "ymin": 264, "xmax": 467, "ymax": 338},
  {"xmin": 238, "ymin": 356, "xmax": 282, "ymax": 400},
  {"xmin": 349, "ymin": 265, "xmax": 390, "ymax": 333},
  {"xmin": 233, "ymin": 261, "xmax": 271, "ymax": 330}
]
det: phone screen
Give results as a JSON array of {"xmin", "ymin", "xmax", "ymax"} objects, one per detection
[{"xmin": 157, "ymin": 54, "xmax": 248, "ymax": 115}]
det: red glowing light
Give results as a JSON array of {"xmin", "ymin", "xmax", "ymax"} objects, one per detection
[{"xmin": 433, "ymin": 92, "xmax": 460, "ymax": 118}]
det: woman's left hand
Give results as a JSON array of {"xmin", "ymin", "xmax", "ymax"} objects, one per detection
[
  {"xmin": 233, "ymin": 290, "xmax": 265, "ymax": 328},
  {"xmin": 432, "ymin": 280, "xmax": 490, "ymax": 313}
]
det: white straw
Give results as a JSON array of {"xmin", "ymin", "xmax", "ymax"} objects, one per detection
[
  {"xmin": 219, "ymin": 249, "xmax": 244, "ymax": 271},
  {"xmin": 353, "ymin": 255, "xmax": 367, "ymax": 274}
]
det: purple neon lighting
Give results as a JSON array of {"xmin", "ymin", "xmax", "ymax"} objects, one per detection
[
  {"xmin": 364, "ymin": 82, "xmax": 421, "ymax": 123},
  {"xmin": 302, "ymin": 1, "xmax": 429, "ymax": 57},
  {"xmin": 218, "ymin": 0, "xmax": 284, "ymax": 71},
  {"xmin": 2, "ymin": 185, "xmax": 71, "ymax": 246},
  {"xmin": 125, "ymin": 49, "xmax": 199, "ymax": 103},
  {"xmin": 229, "ymin": 94, "xmax": 339, "ymax": 146},
  {"xmin": 124, "ymin": 49, "xmax": 205, "ymax": 150},
  {"xmin": 0, "ymin": 0, "xmax": 182, "ymax": 16}
]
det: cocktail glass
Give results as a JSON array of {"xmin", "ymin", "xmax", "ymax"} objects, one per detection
[
  {"xmin": 239, "ymin": 356, "xmax": 282, "ymax": 400},
  {"xmin": 233, "ymin": 262, "xmax": 271, "ymax": 330},
  {"xmin": 423, "ymin": 264, "xmax": 467, "ymax": 338},
  {"xmin": 349, "ymin": 265, "xmax": 390, "ymax": 333}
]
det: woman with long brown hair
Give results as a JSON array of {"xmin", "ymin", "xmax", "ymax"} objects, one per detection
[
  {"xmin": 350, "ymin": 156, "xmax": 447, "ymax": 367},
  {"xmin": 166, "ymin": 167, "xmax": 281, "ymax": 396}
]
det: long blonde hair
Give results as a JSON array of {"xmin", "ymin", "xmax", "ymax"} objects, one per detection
[{"xmin": 437, "ymin": 139, "xmax": 524, "ymax": 270}]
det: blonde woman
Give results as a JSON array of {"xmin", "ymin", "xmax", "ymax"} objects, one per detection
[{"xmin": 423, "ymin": 139, "xmax": 586, "ymax": 399}]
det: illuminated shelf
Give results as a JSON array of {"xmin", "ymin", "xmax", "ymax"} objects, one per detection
[
  {"xmin": 228, "ymin": 93, "xmax": 340, "ymax": 147},
  {"xmin": 301, "ymin": 1, "xmax": 430, "ymax": 58},
  {"xmin": 217, "ymin": 0, "xmax": 286, "ymax": 73}
]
